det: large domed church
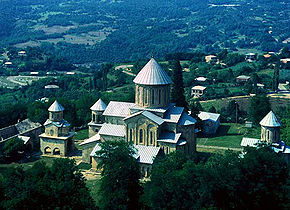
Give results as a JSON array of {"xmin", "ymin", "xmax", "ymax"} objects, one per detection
[{"xmin": 81, "ymin": 58, "xmax": 197, "ymax": 177}]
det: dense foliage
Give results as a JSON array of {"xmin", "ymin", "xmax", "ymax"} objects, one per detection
[{"xmin": 0, "ymin": 159, "xmax": 95, "ymax": 209}]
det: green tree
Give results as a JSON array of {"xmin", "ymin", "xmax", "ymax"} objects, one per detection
[
  {"xmin": 96, "ymin": 141, "xmax": 141, "ymax": 210},
  {"xmin": 272, "ymin": 66, "xmax": 280, "ymax": 91},
  {"xmin": 170, "ymin": 59, "xmax": 187, "ymax": 109},
  {"xmin": 249, "ymin": 95, "xmax": 271, "ymax": 124},
  {"xmin": 2, "ymin": 137, "xmax": 25, "ymax": 159},
  {"xmin": 101, "ymin": 63, "xmax": 113, "ymax": 91},
  {"xmin": 208, "ymin": 105, "xmax": 217, "ymax": 113}
]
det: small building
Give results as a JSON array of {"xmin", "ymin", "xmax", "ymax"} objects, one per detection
[
  {"xmin": 39, "ymin": 101, "xmax": 75, "ymax": 156},
  {"xmin": 4, "ymin": 61, "xmax": 12, "ymax": 67},
  {"xmin": 18, "ymin": 51, "xmax": 26, "ymax": 56},
  {"xmin": 263, "ymin": 54, "xmax": 272, "ymax": 58},
  {"xmin": 191, "ymin": 86, "xmax": 206, "ymax": 98},
  {"xmin": 198, "ymin": 111, "xmax": 220, "ymax": 135},
  {"xmin": 30, "ymin": 72, "xmax": 39, "ymax": 76},
  {"xmin": 257, "ymin": 83, "xmax": 265, "ymax": 88},
  {"xmin": 45, "ymin": 85, "xmax": 59, "ymax": 89},
  {"xmin": 0, "ymin": 119, "xmax": 42, "ymax": 151},
  {"xmin": 280, "ymin": 58, "xmax": 290, "ymax": 64},
  {"xmin": 245, "ymin": 53, "xmax": 256, "ymax": 62},
  {"xmin": 66, "ymin": 72, "xmax": 75, "ymax": 75},
  {"xmin": 195, "ymin": 77, "xmax": 207, "ymax": 82},
  {"xmin": 205, "ymin": 55, "xmax": 218, "ymax": 63},
  {"xmin": 236, "ymin": 75, "xmax": 250, "ymax": 83}
]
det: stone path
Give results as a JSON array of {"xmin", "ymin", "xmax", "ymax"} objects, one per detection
[{"xmin": 197, "ymin": 144, "xmax": 243, "ymax": 152}]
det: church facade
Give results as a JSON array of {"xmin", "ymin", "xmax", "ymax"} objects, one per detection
[{"xmin": 81, "ymin": 58, "xmax": 197, "ymax": 176}]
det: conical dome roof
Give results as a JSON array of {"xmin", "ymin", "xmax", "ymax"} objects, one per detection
[
  {"xmin": 259, "ymin": 111, "xmax": 281, "ymax": 127},
  {"xmin": 133, "ymin": 58, "xmax": 172, "ymax": 85},
  {"xmin": 48, "ymin": 100, "xmax": 64, "ymax": 112},
  {"xmin": 90, "ymin": 99, "xmax": 107, "ymax": 111}
]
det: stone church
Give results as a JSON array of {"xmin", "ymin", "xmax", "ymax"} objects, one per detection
[
  {"xmin": 39, "ymin": 100, "xmax": 75, "ymax": 156},
  {"xmin": 80, "ymin": 58, "xmax": 197, "ymax": 176}
]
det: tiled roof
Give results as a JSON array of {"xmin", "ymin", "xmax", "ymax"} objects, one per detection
[
  {"xmin": 198, "ymin": 111, "xmax": 220, "ymax": 122},
  {"xmin": 164, "ymin": 106, "xmax": 184, "ymax": 123},
  {"xmin": 178, "ymin": 113, "xmax": 196, "ymax": 126},
  {"xmin": 103, "ymin": 101, "xmax": 135, "ymax": 117},
  {"xmin": 134, "ymin": 145, "xmax": 161, "ymax": 164},
  {"xmin": 80, "ymin": 133, "xmax": 100, "ymax": 146},
  {"xmin": 133, "ymin": 58, "xmax": 172, "ymax": 85},
  {"xmin": 99, "ymin": 123, "xmax": 125, "ymax": 137},
  {"xmin": 48, "ymin": 100, "xmax": 64, "ymax": 112},
  {"xmin": 259, "ymin": 111, "xmax": 281, "ymax": 127},
  {"xmin": 44, "ymin": 119, "xmax": 70, "ymax": 128},
  {"xmin": 90, "ymin": 99, "xmax": 107, "ymax": 111},
  {"xmin": 157, "ymin": 132, "xmax": 182, "ymax": 144},
  {"xmin": 192, "ymin": 85, "xmax": 206, "ymax": 90},
  {"xmin": 124, "ymin": 111, "xmax": 164, "ymax": 125},
  {"xmin": 241, "ymin": 137, "xmax": 260, "ymax": 147}
]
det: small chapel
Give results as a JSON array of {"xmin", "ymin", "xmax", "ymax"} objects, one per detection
[{"xmin": 81, "ymin": 58, "xmax": 197, "ymax": 176}]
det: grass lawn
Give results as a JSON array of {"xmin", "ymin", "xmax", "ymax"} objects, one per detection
[
  {"xmin": 86, "ymin": 179, "xmax": 101, "ymax": 205},
  {"xmin": 197, "ymin": 123, "xmax": 260, "ymax": 148}
]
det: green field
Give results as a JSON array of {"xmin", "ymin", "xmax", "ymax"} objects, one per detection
[
  {"xmin": 197, "ymin": 123, "xmax": 260, "ymax": 148},
  {"xmin": 74, "ymin": 129, "xmax": 89, "ymax": 140}
]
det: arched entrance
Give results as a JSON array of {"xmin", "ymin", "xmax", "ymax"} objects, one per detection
[
  {"xmin": 53, "ymin": 148, "xmax": 60, "ymax": 155},
  {"xmin": 44, "ymin": 147, "xmax": 52, "ymax": 154}
]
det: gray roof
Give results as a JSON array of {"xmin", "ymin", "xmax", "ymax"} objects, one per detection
[
  {"xmin": 18, "ymin": 135, "xmax": 31, "ymax": 144},
  {"xmin": 241, "ymin": 137, "xmax": 260, "ymax": 147},
  {"xmin": 198, "ymin": 111, "xmax": 220, "ymax": 122},
  {"xmin": 90, "ymin": 143, "xmax": 102, "ymax": 157},
  {"xmin": 164, "ymin": 106, "xmax": 184, "ymax": 123},
  {"xmin": 79, "ymin": 133, "xmax": 100, "ymax": 146},
  {"xmin": 124, "ymin": 111, "xmax": 164, "ymax": 125},
  {"xmin": 259, "ymin": 111, "xmax": 281, "ymax": 127},
  {"xmin": 134, "ymin": 145, "xmax": 161, "ymax": 164},
  {"xmin": 178, "ymin": 113, "xmax": 196, "ymax": 126},
  {"xmin": 90, "ymin": 99, "xmax": 107, "ymax": 111},
  {"xmin": 99, "ymin": 123, "xmax": 125, "ymax": 137},
  {"xmin": 48, "ymin": 100, "xmax": 64, "ymax": 112},
  {"xmin": 157, "ymin": 132, "xmax": 182, "ymax": 144},
  {"xmin": 103, "ymin": 101, "xmax": 135, "ymax": 117},
  {"xmin": 133, "ymin": 58, "xmax": 172, "ymax": 85}
]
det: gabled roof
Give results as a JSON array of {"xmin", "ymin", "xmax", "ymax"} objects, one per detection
[
  {"xmin": 103, "ymin": 101, "xmax": 135, "ymax": 117},
  {"xmin": 90, "ymin": 99, "xmax": 107, "ymax": 111},
  {"xmin": 44, "ymin": 119, "xmax": 70, "ymax": 128},
  {"xmin": 164, "ymin": 106, "xmax": 184, "ymax": 123},
  {"xmin": 80, "ymin": 133, "xmax": 100, "ymax": 146},
  {"xmin": 198, "ymin": 111, "xmax": 220, "ymax": 122},
  {"xmin": 124, "ymin": 111, "xmax": 164, "ymax": 125},
  {"xmin": 134, "ymin": 145, "xmax": 161, "ymax": 164},
  {"xmin": 133, "ymin": 58, "xmax": 172, "ymax": 85},
  {"xmin": 241, "ymin": 137, "xmax": 261, "ymax": 147},
  {"xmin": 178, "ymin": 113, "xmax": 196, "ymax": 126},
  {"xmin": 99, "ymin": 123, "xmax": 125, "ymax": 137},
  {"xmin": 259, "ymin": 111, "xmax": 281, "ymax": 127},
  {"xmin": 157, "ymin": 132, "xmax": 182, "ymax": 144},
  {"xmin": 48, "ymin": 100, "xmax": 64, "ymax": 112},
  {"xmin": 192, "ymin": 85, "xmax": 206, "ymax": 90}
]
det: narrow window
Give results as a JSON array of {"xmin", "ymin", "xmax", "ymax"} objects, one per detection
[
  {"xmin": 139, "ymin": 129, "xmax": 143, "ymax": 143},
  {"xmin": 159, "ymin": 89, "xmax": 161, "ymax": 104},
  {"xmin": 130, "ymin": 129, "xmax": 133, "ymax": 142},
  {"xmin": 152, "ymin": 89, "xmax": 155, "ymax": 104},
  {"xmin": 150, "ymin": 131, "xmax": 153, "ymax": 145},
  {"xmin": 92, "ymin": 114, "xmax": 95, "ymax": 122}
]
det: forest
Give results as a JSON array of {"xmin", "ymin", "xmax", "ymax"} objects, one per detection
[{"xmin": 0, "ymin": 0, "xmax": 289, "ymax": 64}]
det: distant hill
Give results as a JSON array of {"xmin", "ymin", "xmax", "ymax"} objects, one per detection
[{"xmin": 1, "ymin": 0, "xmax": 289, "ymax": 64}]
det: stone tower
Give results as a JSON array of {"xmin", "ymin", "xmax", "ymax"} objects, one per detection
[
  {"xmin": 39, "ymin": 100, "xmax": 75, "ymax": 156},
  {"xmin": 260, "ymin": 111, "xmax": 281, "ymax": 143},
  {"xmin": 133, "ymin": 58, "xmax": 172, "ymax": 108},
  {"xmin": 88, "ymin": 99, "xmax": 107, "ymax": 137}
]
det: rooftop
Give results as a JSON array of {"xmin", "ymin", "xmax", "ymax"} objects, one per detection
[
  {"xmin": 48, "ymin": 100, "xmax": 64, "ymax": 112},
  {"xmin": 241, "ymin": 137, "xmax": 260, "ymax": 147},
  {"xmin": 103, "ymin": 101, "xmax": 135, "ymax": 117},
  {"xmin": 198, "ymin": 111, "xmax": 220, "ymax": 122},
  {"xmin": 259, "ymin": 111, "xmax": 281, "ymax": 127},
  {"xmin": 133, "ymin": 58, "xmax": 172, "ymax": 85},
  {"xmin": 178, "ymin": 112, "xmax": 196, "ymax": 126},
  {"xmin": 80, "ymin": 133, "xmax": 100, "ymax": 146},
  {"xmin": 157, "ymin": 132, "xmax": 182, "ymax": 144},
  {"xmin": 134, "ymin": 145, "xmax": 161, "ymax": 164},
  {"xmin": 90, "ymin": 99, "xmax": 107, "ymax": 111},
  {"xmin": 99, "ymin": 123, "xmax": 125, "ymax": 137},
  {"xmin": 124, "ymin": 111, "xmax": 164, "ymax": 125},
  {"xmin": 192, "ymin": 85, "xmax": 207, "ymax": 91}
]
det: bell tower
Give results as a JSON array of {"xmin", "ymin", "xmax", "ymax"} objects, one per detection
[
  {"xmin": 260, "ymin": 111, "xmax": 281, "ymax": 143},
  {"xmin": 133, "ymin": 58, "xmax": 172, "ymax": 109}
]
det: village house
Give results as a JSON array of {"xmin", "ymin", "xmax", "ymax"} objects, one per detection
[
  {"xmin": 236, "ymin": 75, "xmax": 250, "ymax": 83},
  {"xmin": 245, "ymin": 53, "xmax": 256, "ymax": 62},
  {"xmin": 80, "ymin": 58, "xmax": 197, "ymax": 177},
  {"xmin": 191, "ymin": 85, "xmax": 207, "ymax": 98},
  {"xmin": 205, "ymin": 55, "xmax": 218, "ymax": 63}
]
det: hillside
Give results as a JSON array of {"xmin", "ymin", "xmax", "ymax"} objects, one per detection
[{"xmin": 1, "ymin": 0, "xmax": 289, "ymax": 64}]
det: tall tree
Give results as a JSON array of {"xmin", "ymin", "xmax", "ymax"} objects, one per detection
[
  {"xmin": 272, "ymin": 66, "xmax": 280, "ymax": 91},
  {"xmin": 170, "ymin": 59, "xmax": 187, "ymax": 109},
  {"xmin": 249, "ymin": 95, "xmax": 271, "ymax": 124},
  {"xmin": 101, "ymin": 63, "xmax": 113, "ymax": 91},
  {"xmin": 96, "ymin": 141, "xmax": 141, "ymax": 210}
]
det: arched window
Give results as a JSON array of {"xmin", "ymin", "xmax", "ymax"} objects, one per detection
[
  {"xmin": 44, "ymin": 147, "xmax": 51, "ymax": 154},
  {"xmin": 92, "ymin": 114, "xmax": 96, "ymax": 122},
  {"xmin": 139, "ymin": 129, "xmax": 143, "ymax": 143},
  {"xmin": 145, "ymin": 89, "xmax": 148, "ymax": 104},
  {"xmin": 53, "ymin": 148, "xmax": 60, "ymax": 155},
  {"xmin": 150, "ymin": 131, "xmax": 153, "ymax": 145},
  {"xmin": 152, "ymin": 89, "xmax": 155, "ymax": 104}
]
